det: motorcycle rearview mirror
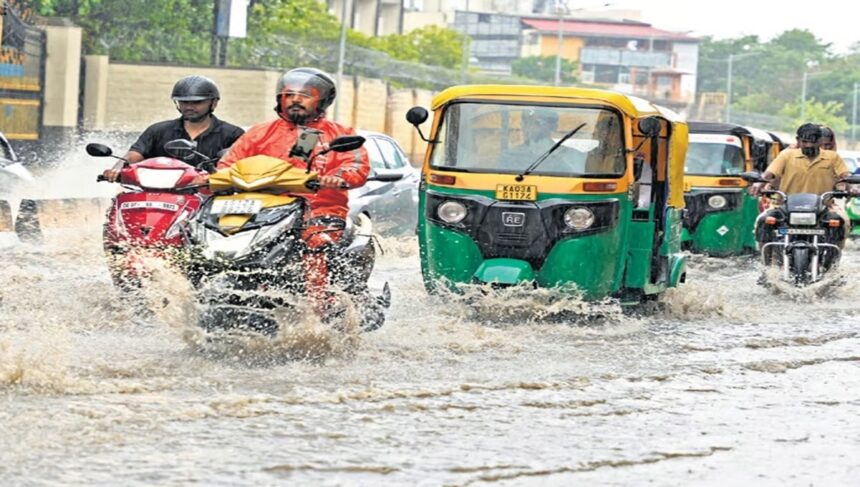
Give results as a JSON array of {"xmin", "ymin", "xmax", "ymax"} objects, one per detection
[
  {"xmin": 326, "ymin": 135, "xmax": 365, "ymax": 153},
  {"xmin": 367, "ymin": 172, "xmax": 404, "ymax": 183},
  {"xmin": 739, "ymin": 171, "xmax": 765, "ymax": 183},
  {"xmin": 86, "ymin": 143, "xmax": 113, "ymax": 158},
  {"xmin": 406, "ymin": 106, "xmax": 436, "ymax": 144},
  {"xmin": 637, "ymin": 117, "xmax": 662, "ymax": 138}
]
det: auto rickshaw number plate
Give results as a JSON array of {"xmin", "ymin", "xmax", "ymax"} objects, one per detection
[{"xmin": 496, "ymin": 184, "xmax": 537, "ymax": 201}]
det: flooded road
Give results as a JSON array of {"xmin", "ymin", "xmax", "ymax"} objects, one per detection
[{"xmin": 1, "ymin": 223, "xmax": 859, "ymax": 485}]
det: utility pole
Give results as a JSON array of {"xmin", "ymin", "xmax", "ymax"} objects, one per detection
[
  {"xmin": 725, "ymin": 53, "xmax": 733, "ymax": 123},
  {"xmin": 553, "ymin": 1, "xmax": 564, "ymax": 86},
  {"xmin": 852, "ymin": 82, "xmax": 858, "ymax": 146},
  {"xmin": 800, "ymin": 69, "xmax": 808, "ymax": 121},
  {"xmin": 334, "ymin": 0, "xmax": 350, "ymax": 123}
]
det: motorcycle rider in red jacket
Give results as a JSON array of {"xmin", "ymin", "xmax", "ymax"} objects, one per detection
[{"xmin": 218, "ymin": 68, "xmax": 370, "ymax": 311}]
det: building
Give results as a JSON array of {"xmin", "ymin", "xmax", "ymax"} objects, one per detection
[
  {"xmin": 520, "ymin": 17, "xmax": 699, "ymax": 103},
  {"xmin": 451, "ymin": 11, "xmax": 522, "ymax": 75},
  {"xmin": 328, "ymin": 0, "xmax": 404, "ymax": 36}
]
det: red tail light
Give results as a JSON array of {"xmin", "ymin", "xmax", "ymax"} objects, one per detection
[
  {"xmin": 429, "ymin": 174, "xmax": 456, "ymax": 185},
  {"xmin": 583, "ymin": 182, "xmax": 617, "ymax": 192},
  {"xmin": 717, "ymin": 178, "xmax": 742, "ymax": 186},
  {"xmin": 827, "ymin": 220, "xmax": 842, "ymax": 228}
]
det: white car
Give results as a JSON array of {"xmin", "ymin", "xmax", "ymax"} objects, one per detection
[
  {"xmin": 838, "ymin": 150, "xmax": 860, "ymax": 173},
  {"xmin": 349, "ymin": 131, "xmax": 420, "ymax": 235}
]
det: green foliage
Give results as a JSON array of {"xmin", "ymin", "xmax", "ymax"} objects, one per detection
[
  {"xmin": 698, "ymin": 28, "xmax": 859, "ymax": 128},
  {"xmin": 369, "ymin": 25, "xmax": 464, "ymax": 68},
  {"xmin": 777, "ymin": 98, "xmax": 850, "ymax": 133},
  {"xmin": 24, "ymin": 0, "xmax": 213, "ymax": 63},
  {"xmin": 511, "ymin": 55, "xmax": 577, "ymax": 84}
]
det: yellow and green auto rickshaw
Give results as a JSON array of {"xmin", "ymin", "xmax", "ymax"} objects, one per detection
[
  {"xmin": 405, "ymin": 85, "xmax": 688, "ymax": 304},
  {"xmin": 681, "ymin": 122, "xmax": 783, "ymax": 256}
]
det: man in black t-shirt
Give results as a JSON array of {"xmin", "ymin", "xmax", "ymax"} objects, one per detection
[{"xmin": 102, "ymin": 75, "xmax": 244, "ymax": 181}]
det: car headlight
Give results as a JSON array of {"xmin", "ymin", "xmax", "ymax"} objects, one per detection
[
  {"xmin": 789, "ymin": 212, "xmax": 817, "ymax": 226},
  {"xmin": 563, "ymin": 207, "xmax": 594, "ymax": 230},
  {"xmin": 708, "ymin": 195, "xmax": 727, "ymax": 209},
  {"xmin": 438, "ymin": 201, "xmax": 467, "ymax": 224}
]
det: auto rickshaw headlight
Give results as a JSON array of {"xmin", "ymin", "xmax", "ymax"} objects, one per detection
[
  {"xmin": 708, "ymin": 195, "xmax": 728, "ymax": 209},
  {"xmin": 563, "ymin": 207, "xmax": 594, "ymax": 230},
  {"xmin": 438, "ymin": 201, "xmax": 467, "ymax": 223}
]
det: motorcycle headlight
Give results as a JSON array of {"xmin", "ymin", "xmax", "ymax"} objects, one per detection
[
  {"xmin": 564, "ymin": 207, "xmax": 594, "ymax": 230},
  {"xmin": 136, "ymin": 168, "xmax": 185, "ymax": 189},
  {"xmin": 202, "ymin": 229, "xmax": 257, "ymax": 260},
  {"xmin": 789, "ymin": 212, "xmax": 817, "ymax": 226},
  {"xmin": 247, "ymin": 211, "xmax": 300, "ymax": 254},
  {"xmin": 707, "ymin": 195, "xmax": 728, "ymax": 209},
  {"xmin": 438, "ymin": 201, "xmax": 467, "ymax": 224}
]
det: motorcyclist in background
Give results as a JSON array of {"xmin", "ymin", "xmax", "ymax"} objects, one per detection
[
  {"xmin": 751, "ymin": 123, "xmax": 852, "ymax": 251},
  {"xmin": 102, "ymin": 75, "xmax": 244, "ymax": 181},
  {"xmin": 217, "ymin": 67, "xmax": 370, "ymax": 312}
]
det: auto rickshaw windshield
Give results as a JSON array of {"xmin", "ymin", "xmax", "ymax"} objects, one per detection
[
  {"xmin": 685, "ymin": 135, "xmax": 745, "ymax": 176},
  {"xmin": 429, "ymin": 102, "xmax": 626, "ymax": 177}
]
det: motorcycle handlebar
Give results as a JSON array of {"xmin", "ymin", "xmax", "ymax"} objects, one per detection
[
  {"xmin": 305, "ymin": 180, "xmax": 350, "ymax": 191},
  {"xmin": 96, "ymin": 175, "xmax": 108, "ymax": 182}
]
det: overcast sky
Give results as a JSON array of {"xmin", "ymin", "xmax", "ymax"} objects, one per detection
[{"xmin": 609, "ymin": 0, "xmax": 858, "ymax": 53}]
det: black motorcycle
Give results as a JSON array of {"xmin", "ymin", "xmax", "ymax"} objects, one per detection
[{"xmin": 743, "ymin": 171, "xmax": 860, "ymax": 285}]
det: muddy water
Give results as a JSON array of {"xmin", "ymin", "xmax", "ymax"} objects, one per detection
[{"xmin": 1, "ymin": 222, "xmax": 859, "ymax": 485}]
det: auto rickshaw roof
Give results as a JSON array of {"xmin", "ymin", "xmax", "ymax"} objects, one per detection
[
  {"xmin": 687, "ymin": 121, "xmax": 753, "ymax": 137},
  {"xmin": 431, "ymin": 85, "xmax": 684, "ymax": 121}
]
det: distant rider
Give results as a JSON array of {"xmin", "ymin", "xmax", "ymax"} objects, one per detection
[
  {"xmin": 751, "ymin": 123, "xmax": 852, "ymax": 250},
  {"xmin": 102, "ymin": 75, "xmax": 244, "ymax": 181},
  {"xmin": 217, "ymin": 67, "xmax": 370, "ymax": 310}
]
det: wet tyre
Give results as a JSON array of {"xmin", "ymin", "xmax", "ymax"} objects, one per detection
[{"xmin": 791, "ymin": 247, "xmax": 810, "ymax": 285}]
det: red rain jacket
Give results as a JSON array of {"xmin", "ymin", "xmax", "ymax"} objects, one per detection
[{"xmin": 219, "ymin": 117, "xmax": 369, "ymax": 219}]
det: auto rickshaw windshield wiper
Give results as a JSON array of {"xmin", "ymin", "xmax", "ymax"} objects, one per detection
[{"xmin": 516, "ymin": 122, "xmax": 587, "ymax": 181}]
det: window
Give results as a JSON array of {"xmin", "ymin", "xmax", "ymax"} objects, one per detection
[
  {"xmin": 364, "ymin": 139, "xmax": 387, "ymax": 170},
  {"xmin": 429, "ymin": 102, "xmax": 625, "ymax": 177},
  {"xmin": 686, "ymin": 140, "xmax": 745, "ymax": 175},
  {"xmin": 375, "ymin": 138, "xmax": 408, "ymax": 169}
]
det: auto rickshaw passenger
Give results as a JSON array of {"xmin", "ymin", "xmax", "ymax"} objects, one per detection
[
  {"xmin": 500, "ymin": 109, "xmax": 585, "ymax": 173},
  {"xmin": 584, "ymin": 113, "xmax": 625, "ymax": 174}
]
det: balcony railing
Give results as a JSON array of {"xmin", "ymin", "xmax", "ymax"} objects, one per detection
[{"xmin": 580, "ymin": 47, "xmax": 671, "ymax": 68}]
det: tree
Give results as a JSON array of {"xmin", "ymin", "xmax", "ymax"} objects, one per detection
[
  {"xmin": 24, "ymin": 0, "xmax": 213, "ymax": 63},
  {"xmin": 370, "ymin": 25, "xmax": 464, "ymax": 69},
  {"xmin": 777, "ymin": 98, "xmax": 849, "ymax": 133},
  {"xmin": 511, "ymin": 55, "xmax": 577, "ymax": 84}
]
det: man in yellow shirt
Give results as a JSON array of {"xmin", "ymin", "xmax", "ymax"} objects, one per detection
[{"xmin": 752, "ymin": 123, "xmax": 852, "ymax": 252}]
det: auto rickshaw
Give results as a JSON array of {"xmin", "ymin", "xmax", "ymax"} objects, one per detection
[
  {"xmin": 681, "ymin": 122, "xmax": 781, "ymax": 256},
  {"xmin": 405, "ymin": 85, "xmax": 688, "ymax": 303}
]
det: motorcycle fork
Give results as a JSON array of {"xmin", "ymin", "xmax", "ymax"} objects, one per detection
[
  {"xmin": 811, "ymin": 235, "xmax": 819, "ymax": 282},
  {"xmin": 782, "ymin": 233, "xmax": 790, "ymax": 281}
]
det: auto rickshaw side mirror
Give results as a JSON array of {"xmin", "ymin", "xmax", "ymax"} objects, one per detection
[
  {"xmin": 406, "ymin": 106, "xmax": 436, "ymax": 144},
  {"xmin": 637, "ymin": 117, "xmax": 662, "ymax": 138},
  {"xmin": 406, "ymin": 106, "xmax": 428, "ymax": 126}
]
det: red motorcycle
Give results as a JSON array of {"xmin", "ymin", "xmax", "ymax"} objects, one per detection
[{"xmin": 87, "ymin": 141, "xmax": 211, "ymax": 293}]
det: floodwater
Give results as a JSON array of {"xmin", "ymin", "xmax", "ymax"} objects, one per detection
[{"xmin": 2, "ymin": 163, "xmax": 859, "ymax": 485}]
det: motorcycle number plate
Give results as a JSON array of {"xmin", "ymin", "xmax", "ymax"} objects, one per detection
[
  {"xmin": 786, "ymin": 228, "xmax": 826, "ymax": 235},
  {"xmin": 120, "ymin": 201, "xmax": 179, "ymax": 212},
  {"xmin": 210, "ymin": 199, "xmax": 263, "ymax": 215},
  {"xmin": 496, "ymin": 184, "xmax": 537, "ymax": 201}
]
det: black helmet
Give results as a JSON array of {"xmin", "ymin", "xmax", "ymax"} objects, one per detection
[
  {"xmin": 172, "ymin": 75, "xmax": 220, "ymax": 102},
  {"xmin": 276, "ymin": 68, "xmax": 337, "ymax": 114}
]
